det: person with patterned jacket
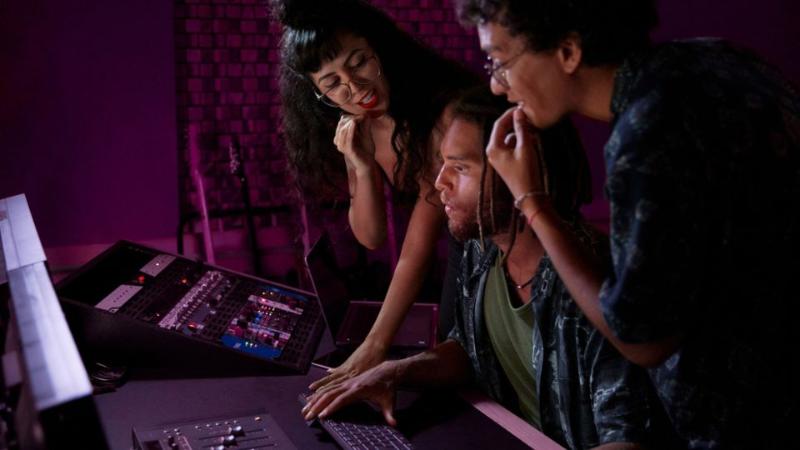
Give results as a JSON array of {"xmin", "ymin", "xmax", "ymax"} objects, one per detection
[
  {"xmin": 303, "ymin": 87, "xmax": 676, "ymax": 450},
  {"xmin": 455, "ymin": 0, "xmax": 799, "ymax": 447}
]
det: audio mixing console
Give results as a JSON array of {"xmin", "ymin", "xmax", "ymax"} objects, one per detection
[{"xmin": 57, "ymin": 241, "xmax": 324, "ymax": 373}]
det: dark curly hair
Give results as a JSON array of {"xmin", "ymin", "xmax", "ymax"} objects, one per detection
[
  {"xmin": 449, "ymin": 86, "xmax": 591, "ymax": 252},
  {"xmin": 454, "ymin": 0, "xmax": 658, "ymax": 66},
  {"xmin": 271, "ymin": 0, "xmax": 479, "ymax": 201}
]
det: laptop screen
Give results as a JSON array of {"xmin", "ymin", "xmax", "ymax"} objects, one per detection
[
  {"xmin": 305, "ymin": 232, "xmax": 437, "ymax": 352},
  {"xmin": 304, "ymin": 233, "xmax": 351, "ymax": 342}
]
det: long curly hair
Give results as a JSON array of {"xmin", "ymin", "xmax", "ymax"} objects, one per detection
[{"xmin": 271, "ymin": 0, "xmax": 479, "ymax": 201}]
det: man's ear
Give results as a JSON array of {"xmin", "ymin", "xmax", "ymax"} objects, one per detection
[{"xmin": 557, "ymin": 33, "xmax": 583, "ymax": 75}]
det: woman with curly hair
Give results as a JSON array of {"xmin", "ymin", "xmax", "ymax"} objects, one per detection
[{"xmin": 271, "ymin": 0, "xmax": 479, "ymax": 387}]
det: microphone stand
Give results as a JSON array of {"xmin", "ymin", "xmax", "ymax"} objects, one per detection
[{"xmin": 229, "ymin": 136, "xmax": 262, "ymax": 275}]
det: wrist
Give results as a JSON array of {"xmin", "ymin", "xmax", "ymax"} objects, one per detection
[
  {"xmin": 380, "ymin": 358, "xmax": 401, "ymax": 376},
  {"xmin": 513, "ymin": 190, "xmax": 548, "ymax": 210},
  {"xmin": 380, "ymin": 355, "xmax": 417, "ymax": 387},
  {"xmin": 363, "ymin": 335, "xmax": 389, "ymax": 355},
  {"xmin": 353, "ymin": 161, "xmax": 374, "ymax": 178},
  {"xmin": 343, "ymin": 153, "xmax": 372, "ymax": 176},
  {"xmin": 520, "ymin": 196, "xmax": 553, "ymax": 227}
]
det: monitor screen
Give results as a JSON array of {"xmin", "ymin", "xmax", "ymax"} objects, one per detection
[{"xmin": 0, "ymin": 194, "xmax": 108, "ymax": 449}]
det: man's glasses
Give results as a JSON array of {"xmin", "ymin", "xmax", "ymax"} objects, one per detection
[
  {"xmin": 314, "ymin": 53, "xmax": 381, "ymax": 108},
  {"xmin": 484, "ymin": 50, "xmax": 525, "ymax": 89}
]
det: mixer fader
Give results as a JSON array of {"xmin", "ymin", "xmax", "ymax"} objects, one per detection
[{"xmin": 132, "ymin": 409, "xmax": 297, "ymax": 450}]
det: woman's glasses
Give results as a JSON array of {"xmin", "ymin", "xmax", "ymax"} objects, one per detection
[{"xmin": 314, "ymin": 53, "xmax": 381, "ymax": 107}]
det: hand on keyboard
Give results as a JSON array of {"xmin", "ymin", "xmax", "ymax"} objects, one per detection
[
  {"xmin": 298, "ymin": 389, "xmax": 414, "ymax": 450},
  {"xmin": 302, "ymin": 360, "xmax": 400, "ymax": 427},
  {"xmin": 309, "ymin": 339, "xmax": 387, "ymax": 392}
]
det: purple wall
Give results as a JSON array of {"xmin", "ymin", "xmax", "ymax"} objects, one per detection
[
  {"xmin": 170, "ymin": 0, "xmax": 485, "ymax": 243},
  {"xmin": 0, "ymin": 0, "xmax": 177, "ymax": 248},
  {"xmin": 655, "ymin": 0, "xmax": 800, "ymax": 84},
  {"xmin": 578, "ymin": 0, "xmax": 800, "ymax": 222},
  {"xmin": 0, "ymin": 0, "xmax": 797, "ymax": 249}
]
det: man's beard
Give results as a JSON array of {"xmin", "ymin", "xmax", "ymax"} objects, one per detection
[
  {"xmin": 448, "ymin": 212, "xmax": 480, "ymax": 243},
  {"xmin": 447, "ymin": 193, "xmax": 515, "ymax": 243}
]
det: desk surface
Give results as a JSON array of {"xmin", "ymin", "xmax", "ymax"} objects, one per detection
[{"xmin": 94, "ymin": 365, "xmax": 563, "ymax": 450}]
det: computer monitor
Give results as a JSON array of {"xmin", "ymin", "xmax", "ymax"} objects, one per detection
[{"xmin": 0, "ymin": 194, "xmax": 108, "ymax": 449}]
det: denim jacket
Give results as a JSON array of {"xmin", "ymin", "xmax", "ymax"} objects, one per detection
[
  {"xmin": 448, "ymin": 231, "xmax": 671, "ymax": 449},
  {"xmin": 600, "ymin": 39, "xmax": 800, "ymax": 448}
]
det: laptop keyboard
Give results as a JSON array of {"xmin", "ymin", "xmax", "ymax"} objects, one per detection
[
  {"xmin": 323, "ymin": 420, "xmax": 413, "ymax": 450},
  {"xmin": 299, "ymin": 394, "xmax": 414, "ymax": 450}
]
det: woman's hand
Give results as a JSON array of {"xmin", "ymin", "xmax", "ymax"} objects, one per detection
[
  {"xmin": 486, "ymin": 107, "xmax": 547, "ymax": 200},
  {"xmin": 303, "ymin": 360, "xmax": 400, "ymax": 426},
  {"xmin": 309, "ymin": 339, "xmax": 388, "ymax": 392},
  {"xmin": 334, "ymin": 114, "xmax": 376, "ymax": 176}
]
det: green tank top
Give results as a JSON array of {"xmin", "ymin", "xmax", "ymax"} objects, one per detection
[{"xmin": 483, "ymin": 254, "xmax": 541, "ymax": 428}]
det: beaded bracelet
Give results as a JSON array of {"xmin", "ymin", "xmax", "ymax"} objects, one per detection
[{"xmin": 513, "ymin": 190, "xmax": 547, "ymax": 210}]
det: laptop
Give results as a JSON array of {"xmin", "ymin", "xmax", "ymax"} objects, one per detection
[{"xmin": 305, "ymin": 233, "xmax": 438, "ymax": 368}]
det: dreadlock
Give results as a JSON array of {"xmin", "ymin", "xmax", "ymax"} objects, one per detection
[{"xmin": 451, "ymin": 86, "xmax": 592, "ymax": 258}]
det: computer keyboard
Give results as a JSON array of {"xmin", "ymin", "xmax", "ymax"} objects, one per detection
[
  {"xmin": 299, "ymin": 394, "xmax": 414, "ymax": 450},
  {"xmin": 323, "ymin": 420, "xmax": 413, "ymax": 450}
]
